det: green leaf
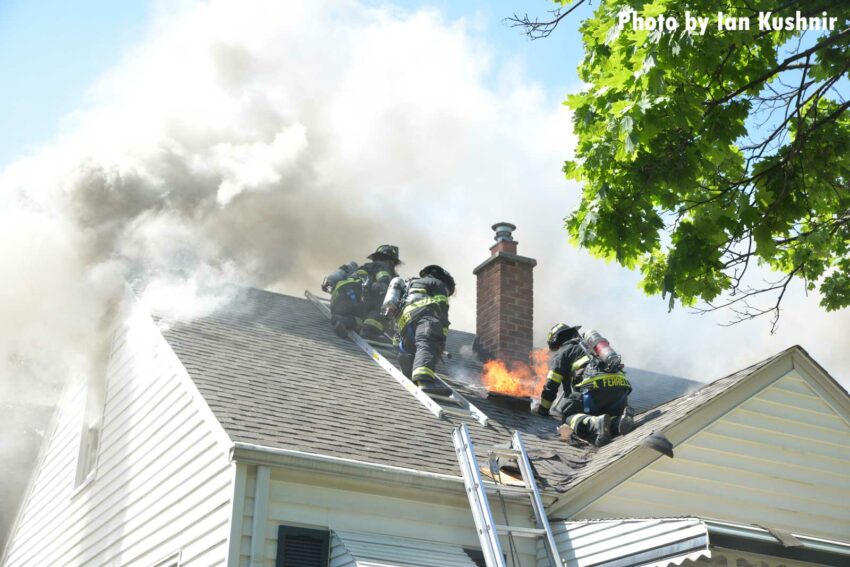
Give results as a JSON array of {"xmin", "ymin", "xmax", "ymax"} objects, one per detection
[{"xmin": 559, "ymin": 0, "xmax": 850, "ymax": 322}]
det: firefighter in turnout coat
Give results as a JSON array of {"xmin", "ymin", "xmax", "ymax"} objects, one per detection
[
  {"xmin": 382, "ymin": 265, "xmax": 455, "ymax": 395},
  {"xmin": 538, "ymin": 323, "xmax": 635, "ymax": 447},
  {"xmin": 322, "ymin": 245, "xmax": 401, "ymax": 339}
]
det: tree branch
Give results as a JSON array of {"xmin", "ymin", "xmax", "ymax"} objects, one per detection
[
  {"xmin": 505, "ymin": 0, "xmax": 588, "ymax": 40},
  {"xmin": 705, "ymin": 28, "xmax": 850, "ymax": 110}
]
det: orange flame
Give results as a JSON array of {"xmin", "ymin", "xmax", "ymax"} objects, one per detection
[{"xmin": 481, "ymin": 348, "xmax": 550, "ymax": 398}]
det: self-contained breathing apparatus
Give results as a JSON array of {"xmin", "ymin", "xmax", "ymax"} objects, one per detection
[
  {"xmin": 381, "ymin": 276, "xmax": 418, "ymax": 352},
  {"xmin": 381, "ymin": 272, "xmax": 452, "ymax": 361},
  {"xmin": 578, "ymin": 329, "xmax": 624, "ymax": 374},
  {"xmin": 322, "ymin": 261, "xmax": 372, "ymax": 315},
  {"xmin": 381, "ymin": 276, "xmax": 407, "ymax": 318},
  {"xmin": 556, "ymin": 329, "xmax": 630, "ymax": 417}
]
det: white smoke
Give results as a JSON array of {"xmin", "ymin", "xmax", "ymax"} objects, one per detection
[
  {"xmin": 0, "ymin": 0, "xmax": 574, "ymax": 406},
  {"xmin": 1, "ymin": 0, "xmax": 847, "ymax": 459},
  {"xmin": 1, "ymin": 1, "xmax": 848, "ymax": 550}
]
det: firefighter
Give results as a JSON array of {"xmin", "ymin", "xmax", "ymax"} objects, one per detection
[
  {"xmin": 382, "ymin": 265, "xmax": 455, "ymax": 395},
  {"xmin": 537, "ymin": 323, "xmax": 634, "ymax": 447},
  {"xmin": 321, "ymin": 244, "xmax": 401, "ymax": 340}
]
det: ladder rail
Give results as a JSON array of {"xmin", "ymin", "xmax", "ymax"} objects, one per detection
[
  {"xmin": 453, "ymin": 425, "xmax": 507, "ymax": 567},
  {"xmin": 434, "ymin": 374, "xmax": 489, "ymax": 426},
  {"xmin": 305, "ymin": 290, "xmax": 445, "ymax": 419},
  {"xmin": 453, "ymin": 425, "xmax": 563, "ymax": 567},
  {"xmin": 511, "ymin": 432, "xmax": 561, "ymax": 566},
  {"xmin": 305, "ymin": 290, "xmax": 489, "ymax": 426}
]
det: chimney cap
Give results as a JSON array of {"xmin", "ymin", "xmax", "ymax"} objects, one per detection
[{"xmin": 491, "ymin": 222, "xmax": 517, "ymax": 242}]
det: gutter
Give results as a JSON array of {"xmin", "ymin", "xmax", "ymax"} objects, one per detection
[
  {"xmin": 229, "ymin": 441, "xmax": 557, "ymax": 504},
  {"xmin": 231, "ymin": 441, "xmax": 462, "ymax": 489},
  {"xmin": 704, "ymin": 520, "xmax": 850, "ymax": 564}
]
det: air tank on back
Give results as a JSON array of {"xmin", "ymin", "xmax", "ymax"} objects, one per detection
[
  {"xmin": 322, "ymin": 261, "xmax": 358, "ymax": 293},
  {"xmin": 381, "ymin": 276, "xmax": 407, "ymax": 316},
  {"xmin": 582, "ymin": 329, "xmax": 623, "ymax": 371}
]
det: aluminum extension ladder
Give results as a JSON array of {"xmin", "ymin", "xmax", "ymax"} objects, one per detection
[
  {"xmin": 452, "ymin": 424, "xmax": 561, "ymax": 567},
  {"xmin": 304, "ymin": 290, "xmax": 489, "ymax": 426}
]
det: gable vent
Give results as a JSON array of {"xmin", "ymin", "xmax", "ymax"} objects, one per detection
[{"xmin": 276, "ymin": 526, "xmax": 329, "ymax": 567}]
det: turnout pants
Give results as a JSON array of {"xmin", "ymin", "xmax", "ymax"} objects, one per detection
[
  {"xmin": 398, "ymin": 314, "xmax": 446, "ymax": 390},
  {"xmin": 330, "ymin": 282, "xmax": 384, "ymax": 337},
  {"xmin": 558, "ymin": 386, "xmax": 631, "ymax": 436}
]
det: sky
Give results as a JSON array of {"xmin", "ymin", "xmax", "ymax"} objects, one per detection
[{"xmin": 0, "ymin": 0, "xmax": 847, "ymax": 405}]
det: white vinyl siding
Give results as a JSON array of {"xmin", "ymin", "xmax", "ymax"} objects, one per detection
[
  {"xmin": 538, "ymin": 518, "xmax": 710, "ymax": 567},
  {"xmin": 3, "ymin": 301, "xmax": 233, "ymax": 566},
  {"xmin": 236, "ymin": 466, "xmax": 539, "ymax": 567},
  {"xmin": 329, "ymin": 530, "xmax": 478, "ymax": 566},
  {"xmin": 576, "ymin": 370, "xmax": 850, "ymax": 541}
]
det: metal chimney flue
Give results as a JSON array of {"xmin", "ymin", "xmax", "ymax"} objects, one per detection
[{"xmin": 492, "ymin": 222, "xmax": 516, "ymax": 242}]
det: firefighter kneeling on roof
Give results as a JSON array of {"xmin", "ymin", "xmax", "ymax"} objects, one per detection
[
  {"xmin": 382, "ymin": 265, "xmax": 455, "ymax": 395},
  {"xmin": 538, "ymin": 323, "xmax": 635, "ymax": 447},
  {"xmin": 321, "ymin": 244, "xmax": 401, "ymax": 340}
]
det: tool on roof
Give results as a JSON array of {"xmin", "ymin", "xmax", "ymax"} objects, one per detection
[
  {"xmin": 643, "ymin": 431, "xmax": 674, "ymax": 458},
  {"xmin": 452, "ymin": 424, "xmax": 561, "ymax": 567},
  {"xmin": 305, "ymin": 290, "xmax": 489, "ymax": 426}
]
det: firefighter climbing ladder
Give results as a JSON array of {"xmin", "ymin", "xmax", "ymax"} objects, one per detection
[
  {"xmin": 452, "ymin": 424, "xmax": 561, "ymax": 567},
  {"xmin": 304, "ymin": 290, "xmax": 489, "ymax": 426}
]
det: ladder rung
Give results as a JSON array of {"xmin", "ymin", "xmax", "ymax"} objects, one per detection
[
  {"xmin": 486, "ymin": 447, "xmax": 520, "ymax": 459},
  {"xmin": 441, "ymin": 406, "xmax": 477, "ymax": 417},
  {"xmin": 483, "ymin": 484, "xmax": 533, "ymax": 496},
  {"xmin": 453, "ymin": 424, "xmax": 562, "ymax": 567},
  {"xmin": 306, "ymin": 290, "xmax": 490, "ymax": 427},
  {"xmin": 495, "ymin": 525, "xmax": 547, "ymax": 538},
  {"xmin": 421, "ymin": 388, "xmax": 456, "ymax": 399},
  {"xmin": 428, "ymin": 392, "xmax": 464, "ymax": 404}
]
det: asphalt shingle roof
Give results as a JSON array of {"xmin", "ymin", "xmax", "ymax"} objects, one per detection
[
  {"xmin": 561, "ymin": 348, "xmax": 789, "ymax": 490},
  {"xmin": 157, "ymin": 287, "xmax": 781, "ymax": 492}
]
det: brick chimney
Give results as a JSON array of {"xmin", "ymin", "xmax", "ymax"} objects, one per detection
[{"xmin": 473, "ymin": 222, "xmax": 536, "ymax": 362}]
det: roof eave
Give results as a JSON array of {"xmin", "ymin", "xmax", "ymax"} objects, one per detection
[
  {"xmin": 547, "ymin": 348, "xmax": 798, "ymax": 519},
  {"xmin": 705, "ymin": 519, "xmax": 850, "ymax": 563},
  {"xmin": 230, "ymin": 441, "xmax": 559, "ymax": 505}
]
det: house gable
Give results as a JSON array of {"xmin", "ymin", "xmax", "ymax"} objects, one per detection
[
  {"xmin": 562, "ymin": 347, "xmax": 850, "ymax": 542},
  {"xmin": 2, "ymin": 292, "xmax": 236, "ymax": 566}
]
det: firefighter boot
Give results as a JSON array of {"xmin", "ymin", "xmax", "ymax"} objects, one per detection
[
  {"xmin": 585, "ymin": 414, "xmax": 612, "ymax": 447},
  {"xmin": 332, "ymin": 316, "xmax": 358, "ymax": 339},
  {"xmin": 358, "ymin": 318, "xmax": 384, "ymax": 340},
  {"xmin": 618, "ymin": 406, "xmax": 635, "ymax": 436},
  {"xmin": 569, "ymin": 413, "xmax": 612, "ymax": 447},
  {"xmin": 331, "ymin": 317, "xmax": 349, "ymax": 339}
]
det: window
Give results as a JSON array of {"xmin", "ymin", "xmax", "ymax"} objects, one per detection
[
  {"xmin": 464, "ymin": 547, "xmax": 487, "ymax": 567},
  {"xmin": 276, "ymin": 526, "xmax": 329, "ymax": 567},
  {"xmin": 75, "ymin": 425, "xmax": 99, "ymax": 485},
  {"xmin": 464, "ymin": 547, "xmax": 507, "ymax": 567},
  {"xmin": 151, "ymin": 551, "xmax": 181, "ymax": 567},
  {"xmin": 74, "ymin": 373, "xmax": 106, "ymax": 488}
]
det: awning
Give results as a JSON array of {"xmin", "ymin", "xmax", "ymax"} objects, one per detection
[
  {"xmin": 703, "ymin": 520, "xmax": 850, "ymax": 566},
  {"xmin": 545, "ymin": 518, "xmax": 711, "ymax": 567},
  {"xmin": 330, "ymin": 530, "xmax": 479, "ymax": 567}
]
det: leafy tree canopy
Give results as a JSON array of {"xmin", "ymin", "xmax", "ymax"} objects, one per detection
[{"xmin": 517, "ymin": 0, "xmax": 849, "ymax": 329}]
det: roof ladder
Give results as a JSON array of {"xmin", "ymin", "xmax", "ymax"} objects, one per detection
[
  {"xmin": 304, "ymin": 290, "xmax": 489, "ymax": 426},
  {"xmin": 452, "ymin": 424, "xmax": 562, "ymax": 567}
]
